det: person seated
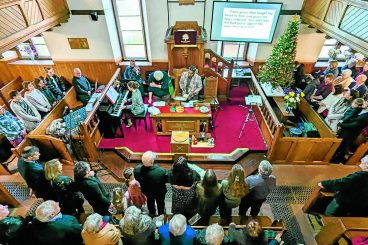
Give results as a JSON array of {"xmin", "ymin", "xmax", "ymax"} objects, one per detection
[
  {"xmin": 293, "ymin": 61, "xmax": 305, "ymax": 86},
  {"xmin": 147, "ymin": 70, "xmax": 171, "ymax": 104},
  {"xmin": 239, "ymin": 160, "xmax": 276, "ymax": 216},
  {"xmin": 319, "ymin": 155, "xmax": 368, "ymax": 216},
  {"xmin": 45, "ymin": 67, "xmax": 66, "ymax": 100},
  {"xmin": 324, "ymin": 60, "xmax": 339, "ymax": 78},
  {"xmin": 342, "ymin": 58, "xmax": 358, "ymax": 78},
  {"xmin": 196, "ymin": 223, "xmax": 232, "ymax": 245},
  {"xmin": 74, "ymin": 161, "xmax": 112, "ymax": 216},
  {"xmin": 30, "ymin": 200, "xmax": 83, "ymax": 245},
  {"xmin": 72, "ymin": 68, "xmax": 92, "ymax": 105},
  {"xmin": 23, "ymin": 81, "xmax": 52, "ymax": 118},
  {"xmin": 123, "ymin": 167, "xmax": 147, "ymax": 211},
  {"xmin": 179, "ymin": 65, "xmax": 203, "ymax": 100},
  {"xmin": 0, "ymin": 215, "xmax": 29, "ymax": 245},
  {"xmin": 44, "ymin": 159, "xmax": 84, "ymax": 217},
  {"xmin": 303, "ymin": 74, "xmax": 321, "ymax": 102},
  {"xmin": 158, "ymin": 214, "xmax": 196, "ymax": 245},
  {"xmin": 349, "ymin": 74, "xmax": 367, "ymax": 98},
  {"xmin": 0, "ymin": 204, "xmax": 9, "ymax": 220},
  {"xmin": 34, "ymin": 77, "xmax": 59, "ymax": 106},
  {"xmin": 168, "ymin": 156, "xmax": 201, "ymax": 219},
  {"xmin": 82, "ymin": 213, "xmax": 122, "ymax": 245},
  {"xmin": 355, "ymin": 61, "xmax": 368, "ymax": 81},
  {"xmin": 337, "ymin": 98, "xmax": 365, "ymax": 127},
  {"xmin": 122, "ymin": 80, "xmax": 145, "ymax": 128},
  {"xmin": 119, "ymin": 205, "xmax": 156, "ymax": 245},
  {"xmin": 17, "ymin": 146, "xmax": 52, "ymax": 200},
  {"xmin": 332, "ymin": 100, "xmax": 368, "ymax": 163},
  {"xmin": 316, "ymin": 84, "xmax": 343, "ymax": 116},
  {"xmin": 0, "ymin": 105, "xmax": 26, "ymax": 147},
  {"xmin": 124, "ymin": 59, "xmax": 144, "ymax": 96},
  {"xmin": 9, "ymin": 90, "xmax": 41, "ymax": 132},
  {"xmin": 228, "ymin": 220, "xmax": 282, "ymax": 245},
  {"xmin": 325, "ymin": 89, "xmax": 360, "ymax": 132},
  {"xmin": 334, "ymin": 69, "xmax": 355, "ymax": 89},
  {"xmin": 220, "ymin": 164, "xmax": 249, "ymax": 224},
  {"xmin": 196, "ymin": 170, "xmax": 222, "ymax": 225},
  {"xmin": 310, "ymin": 73, "xmax": 334, "ymax": 104}
]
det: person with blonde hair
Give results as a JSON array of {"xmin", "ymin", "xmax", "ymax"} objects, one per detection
[
  {"xmin": 158, "ymin": 214, "xmax": 196, "ymax": 245},
  {"xmin": 219, "ymin": 164, "xmax": 249, "ymax": 223},
  {"xmin": 239, "ymin": 160, "xmax": 276, "ymax": 216},
  {"xmin": 123, "ymin": 167, "xmax": 147, "ymax": 210},
  {"xmin": 44, "ymin": 159, "xmax": 84, "ymax": 216},
  {"xmin": 82, "ymin": 213, "xmax": 122, "ymax": 245},
  {"xmin": 119, "ymin": 205, "xmax": 155, "ymax": 245},
  {"xmin": 31, "ymin": 200, "xmax": 82, "ymax": 244},
  {"xmin": 228, "ymin": 220, "xmax": 282, "ymax": 245}
]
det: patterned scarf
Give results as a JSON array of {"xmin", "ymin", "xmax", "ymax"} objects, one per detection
[{"xmin": 17, "ymin": 99, "xmax": 36, "ymax": 116}]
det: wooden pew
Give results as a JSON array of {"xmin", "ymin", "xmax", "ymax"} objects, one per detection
[{"xmin": 0, "ymin": 76, "xmax": 24, "ymax": 111}]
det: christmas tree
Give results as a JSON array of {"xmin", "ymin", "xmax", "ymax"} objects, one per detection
[{"xmin": 258, "ymin": 15, "xmax": 300, "ymax": 89}]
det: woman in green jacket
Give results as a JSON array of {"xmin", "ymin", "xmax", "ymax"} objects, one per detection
[{"xmin": 123, "ymin": 80, "xmax": 145, "ymax": 128}]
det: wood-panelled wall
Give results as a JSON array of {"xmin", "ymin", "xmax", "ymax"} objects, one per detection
[
  {"xmin": 302, "ymin": 0, "xmax": 368, "ymax": 57},
  {"xmin": 0, "ymin": 0, "xmax": 69, "ymax": 53},
  {"xmin": 0, "ymin": 61, "xmax": 169, "ymax": 86}
]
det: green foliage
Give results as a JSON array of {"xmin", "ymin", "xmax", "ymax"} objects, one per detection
[{"xmin": 257, "ymin": 15, "xmax": 300, "ymax": 89}]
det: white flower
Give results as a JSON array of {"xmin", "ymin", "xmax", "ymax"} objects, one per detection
[
  {"xmin": 289, "ymin": 97, "xmax": 295, "ymax": 102},
  {"xmin": 296, "ymin": 97, "xmax": 300, "ymax": 102}
]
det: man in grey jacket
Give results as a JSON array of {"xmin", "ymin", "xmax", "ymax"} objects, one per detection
[{"xmin": 9, "ymin": 90, "xmax": 41, "ymax": 132}]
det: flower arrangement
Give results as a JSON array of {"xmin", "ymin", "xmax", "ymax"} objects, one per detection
[
  {"xmin": 283, "ymin": 88, "xmax": 304, "ymax": 110},
  {"xmin": 328, "ymin": 48, "xmax": 341, "ymax": 61},
  {"xmin": 16, "ymin": 43, "xmax": 38, "ymax": 60}
]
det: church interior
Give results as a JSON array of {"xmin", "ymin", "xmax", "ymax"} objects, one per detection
[{"xmin": 0, "ymin": 0, "xmax": 368, "ymax": 244}]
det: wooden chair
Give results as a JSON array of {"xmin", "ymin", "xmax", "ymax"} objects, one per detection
[{"xmin": 132, "ymin": 104, "xmax": 149, "ymax": 131}]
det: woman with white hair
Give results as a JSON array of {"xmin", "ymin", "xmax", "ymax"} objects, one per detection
[
  {"xmin": 147, "ymin": 70, "xmax": 171, "ymax": 104},
  {"xmin": 239, "ymin": 160, "xmax": 276, "ymax": 216},
  {"xmin": 196, "ymin": 223, "xmax": 231, "ymax": 245},
  {"xmin": 82, "ymin": 213, "xmax": 122, "ymax": 245},
  {"xmin": 158, "ymin": 214, "xmax": 196, "ymax": 245},
  {"xmin": 334, "ymin": 69, "xmax": 355, "ymax": 89},
  {"xmin": 119, "ymin": 205, "xmax": 155, "ymax": 245}
]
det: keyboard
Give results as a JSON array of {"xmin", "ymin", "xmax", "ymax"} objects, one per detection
[{"xmin": 108, "ymin": 90, "xmax": 129, "ymax": 117}]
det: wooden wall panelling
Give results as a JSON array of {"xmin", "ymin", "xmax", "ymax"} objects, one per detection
[
  {"xmin": 0, "ymin": 0, "xmax": 69, "ymax": 53},
  {"xmin": 324, "ymin": 0, "xmax": 345, "ymax": 26},
  {"xmin": 303, "ymin": 0, "xmax": 331, "ymax": 19}
]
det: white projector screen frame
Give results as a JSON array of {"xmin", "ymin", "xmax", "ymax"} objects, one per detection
[{"xmin": 211, "ymin": 1, "xmax": 283, "ymax": 43}]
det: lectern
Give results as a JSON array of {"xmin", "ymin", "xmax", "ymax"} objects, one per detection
[{"xmin": 165, "ymin": 21, "xmax": 206, "ymax": 76}]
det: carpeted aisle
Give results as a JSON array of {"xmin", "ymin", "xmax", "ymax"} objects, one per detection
[{"xmin": 97, "ymin": 83, "xmax": 267, "ymax": 153}]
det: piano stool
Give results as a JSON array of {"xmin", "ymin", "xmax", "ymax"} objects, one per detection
[
  {"xmin": 132, "ymin": 104, "xmax": 150, "ymax": 131},
  {"xmin": 153, "ymin": 94, "xmax": 170, "ymax": 102}
]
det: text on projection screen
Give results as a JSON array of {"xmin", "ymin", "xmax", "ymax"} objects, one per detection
[{"xmin": 221, "ymin": 8, "xmax": 276, "ymax": 39}]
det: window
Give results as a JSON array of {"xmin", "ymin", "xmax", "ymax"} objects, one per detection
[
  {"xmin": 113, "ymin": 0, "xmax": 148, "ymax": 60},
  {"xmin": 221, "ymin": 42, "xmax": 248, "ymax": 61},
  {"xmin": 16, "ymin": 36, "xmax": 51, "ymax": 60},
  {"xmin": 318, "ymin": 38, "xmax": 350, "ymax": 61}
]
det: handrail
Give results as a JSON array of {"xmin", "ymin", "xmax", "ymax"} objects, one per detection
[
  {"xmin": 204, "ymin": 49, "xmax": 232, "ymax": 67},
  {"xmin": 249, "ymin": 71, "xmax": 281, "ymax": 126},
  {"xmin": 84, "ymin": 68, "xmax": 120, "ymax": 123}
]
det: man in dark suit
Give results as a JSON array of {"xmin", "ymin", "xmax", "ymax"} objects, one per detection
[
  {"xmin": 31, "ymin": 200, "xmax": 82, "ymax": 245},
  {"xmin": 332, "ymin": 101, "xmax": 368, "ymax": 163},
  {"xmin": 72, "ymin": 68, "xmax": 92, "ymax": 105},
  {"xmin": 319, "ymin": 155, "xmax": 368, "ymax": 217},
  {"xmin": 349, "ymin": 74, "xmax": 367, "ymax": 98},
  {"xmin": 74, "ymin": 161, "xmax": 112, "ymax": 215},
  {"xmin": 45, "ymin": 67, "xmax": 66, "ymax": 100},
  {"xmin": 134, "ymin": 151, "xmax": 168, "ymax": 215},
  {"xmin": 17, "ymin": 146, "xmax": 52, "ymax": 199}
]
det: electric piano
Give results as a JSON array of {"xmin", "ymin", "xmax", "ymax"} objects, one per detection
[{"xmin": 108, "ymin": 90, "xmax": 129, "ymax": 117}]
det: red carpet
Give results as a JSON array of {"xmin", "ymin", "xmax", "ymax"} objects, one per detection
[{"xmin": 97, "ymin": 84, "xmax": 267, "ymax": 153}]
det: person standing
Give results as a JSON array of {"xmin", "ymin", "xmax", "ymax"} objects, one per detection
[
  {"xmin": 179, "ymin": 65, "xmax": 203, "ymax": 100},
  {"xmin": 134, "ymin": 151, "xmax": 168, "ymax": 215},
  {"xmin": 239, "ymin": 160, "xmax": 276, "ymax": 216},
  {"xmin": 0, "ymin": 105, "xmax": 26, "ymax": 147},
  {"xmin": 23, "ymin": 81, "xmax": 52, "ymax": 118},
  {"xmin": 9, "ymin": 90, "xmax": 41, "ymax": 132},
  {"xmin": 17, "ymin": 146, "xmax": 52, "ymax": 199},
  {"xmin": 124, "ymin": 59, "xmax": 144, "ymax": 96},
  {"xmin": 45, "ymin": 67, "xmax": 66, "ymax": 100},
  {"xmin": 72, "ymin": 68, "xmax": 92, "ymax": 105},
  {"xmin": 74, "ymin": 161, "xmax": 112, "ymax": 216}
]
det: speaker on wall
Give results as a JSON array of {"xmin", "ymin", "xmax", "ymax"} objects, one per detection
[{"xmin": 90, "ymin": 11, "xmax": 98, "ymax": 21}]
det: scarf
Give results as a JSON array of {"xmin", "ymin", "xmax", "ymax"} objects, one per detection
[{"xmin": 17, "ymin": 99, "xmax": 36, "ymax": 116}]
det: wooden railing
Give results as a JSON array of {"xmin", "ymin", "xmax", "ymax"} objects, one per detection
[
  {"xmin": 79, "ymin": 68, "xmax": 121, "ymax": 162},
  {"xmin": 0, "ymin": 0, "xmax": 70, "ymax": 53},
  {"xmin": 204, "ymin": 49, "xmax": 234, "ymax": 82},
  {"xmin": 204, "ymin": 67, "xmax": 231, "ymax": 101},
  {"xmin": 247, "ymin": 71, "xmax": 283, "ymax": 151}
]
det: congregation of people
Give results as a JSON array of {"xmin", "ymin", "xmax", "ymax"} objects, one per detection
[
  {"xmin": 0, "ymin": 148, "xmax": 282, "ymax": 245},
  {"xmin": 294, "ymin": 59, "xmax": 368, "ymax": 163}
]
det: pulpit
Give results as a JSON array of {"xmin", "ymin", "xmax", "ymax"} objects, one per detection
[{"xmin": 165, "ymin": 21, "xmax": 206, "ymax": 76}]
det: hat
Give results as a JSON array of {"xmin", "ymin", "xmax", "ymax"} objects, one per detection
[
  {"xmin": 153, "ymin": 71, "xmax": 164, "ymax": 81},
  {"xmin": 188, "ymin": 65, "xmax": 197, "ymax": 73}
]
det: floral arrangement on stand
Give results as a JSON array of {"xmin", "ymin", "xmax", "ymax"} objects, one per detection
[
  {"xmin": 16, "ymin": 43, "xmax": 38, "ymax": 60},
  {"xmin": 283, "ymin": 88, "xmax": 304, "ymax": 113}
]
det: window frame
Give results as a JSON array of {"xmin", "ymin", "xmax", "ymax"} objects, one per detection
[
  {"xmin": 112, "ymin": 0, "xmax": 148, "ymax": 61},
  {"xmin": 317, "ymin": 38, "xmax": 351, "ymax": 62},
  {"xmin": 220, "ymin": 41, "xmax": 248, "ymax": 61},
  {"xmin": 15, "ymin": 36, "xmax": 52, "ymax": 60}
]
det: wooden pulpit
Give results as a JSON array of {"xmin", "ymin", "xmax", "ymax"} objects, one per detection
[{"xmin": 165, "ymin": 21, "xmax": 206, "ymax": 76}]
